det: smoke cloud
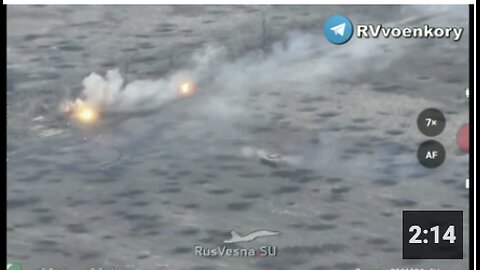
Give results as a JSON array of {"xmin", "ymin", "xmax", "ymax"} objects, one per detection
[
  {"xmin": 60, "ymin": 45, "xmax": 227, "ymax": 114},
  {"xmin": 62, "ymin": 6, "xmax": 457, "ymax": 120}
]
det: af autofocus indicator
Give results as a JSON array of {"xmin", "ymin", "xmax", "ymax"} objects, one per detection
[{"xmin": 417, "ymin": 140, "xmax": 446, "ymax": 168}]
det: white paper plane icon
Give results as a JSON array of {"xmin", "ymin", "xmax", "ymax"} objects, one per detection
[
  {"xmin": 224, "ymin": 229, "xmax": 279, "ymax": 244},
  {"xmin": 330, "ymin": 23, "xmax": 346, "ymax": 36}
]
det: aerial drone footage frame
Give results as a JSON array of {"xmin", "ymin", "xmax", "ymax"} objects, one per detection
[{"xmin": 5, "ymin": 3, "xmax": 475, "ymax": 270}]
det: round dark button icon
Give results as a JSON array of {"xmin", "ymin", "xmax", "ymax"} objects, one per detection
[
  {"xmin": 417, "ymin": 140, "xmax": 446, "ymax": 168},
  {"xmin": 417, "ymin": 108, "xmax": 446, "ymax": 137}
]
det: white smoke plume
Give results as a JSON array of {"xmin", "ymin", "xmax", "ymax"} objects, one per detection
[
  {"xmin": 60, "ymin": 45, "xmax": 226, "ymax": 114},
  {"xmin": 61, "ymin": 6, "xmax": 456, "ymax": 119}
]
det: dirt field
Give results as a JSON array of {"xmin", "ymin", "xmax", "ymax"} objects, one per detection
[{"xmin": 7, "ymin": 5, "xmax": 469, "ymax": 270}]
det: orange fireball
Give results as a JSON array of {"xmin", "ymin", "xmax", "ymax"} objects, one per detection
[
  {"xmin": 67, "ymin": 100, "xmax": 100, "ymax": 124},
  {"xmin": 178, "ymin": 82, "xmax": 195, "ymax": 97}
]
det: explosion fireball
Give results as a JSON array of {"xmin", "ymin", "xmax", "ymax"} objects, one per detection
[
  {"xmin": 60, "ymin": 99, "xmax": 100, "ymax": 125},
  {"xmin": 179, "ymin": 82, "xmax": 195, "ymax": 97},
  {"xmin": 60, "ymin": 78, "xmax": 195, "ymax": 125}
]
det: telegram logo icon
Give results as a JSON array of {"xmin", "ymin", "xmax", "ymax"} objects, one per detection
[{"xmin": 323, "ymin": 14, "xmax": 354, "ymax": 45}]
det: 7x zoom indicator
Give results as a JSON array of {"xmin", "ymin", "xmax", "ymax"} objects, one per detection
[{"xmin": 417, "ymin": 108, "xmax": 446, "ymax": 137}]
